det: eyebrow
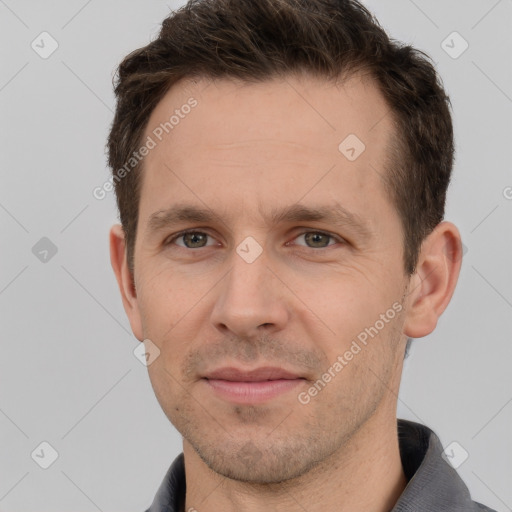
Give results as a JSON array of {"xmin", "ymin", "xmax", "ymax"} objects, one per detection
[{"xmin": 146, "ymin": 202, "xmax": 372, "ymax": 239}]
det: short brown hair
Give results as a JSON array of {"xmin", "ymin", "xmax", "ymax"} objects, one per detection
[{"xmin": 107, "ymin": 0, "xmax": 454, "ymax": 276}]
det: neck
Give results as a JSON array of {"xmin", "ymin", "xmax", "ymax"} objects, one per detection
[{"xmin": 183, "ymin": 408, "xmax": 407, "ymax": 512}]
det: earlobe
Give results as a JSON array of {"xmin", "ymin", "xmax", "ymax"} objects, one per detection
[
  {"xmin": 109, "ymin": 224, "xmax": 144, "ymax": 341},
  {"xmin": 403, "ymin": 221, "xmax": 463, "ymax": 339}
]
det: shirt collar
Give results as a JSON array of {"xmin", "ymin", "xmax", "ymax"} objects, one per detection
[
  {"xmin": 391, "ymin": 419, "xmax": 484, "ymax": 511},
  {"xmin": 145, "ymin": 419, "xmax": 493, "ymax": 512}
]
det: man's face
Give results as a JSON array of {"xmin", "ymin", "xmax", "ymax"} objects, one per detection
[{"xmin": 129, "ymin": 74, "xmax": 411, "ymax": 482}]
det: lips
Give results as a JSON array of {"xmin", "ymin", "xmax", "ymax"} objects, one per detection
[
  {"xmin": 203, "ymin": 366, "xmax": 302, "ymax": 382},
  {"xmin": 202, "ymin": 366, "xmax": 305, "ymax": 404}
]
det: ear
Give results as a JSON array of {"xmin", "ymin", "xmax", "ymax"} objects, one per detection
[
  {"xmin": 403, "ymin": 221, "xmax": 463, "ymax": 339},
  {"xmin": 109, "ymin": 224, "xmax": 144, "ymax": 341}
]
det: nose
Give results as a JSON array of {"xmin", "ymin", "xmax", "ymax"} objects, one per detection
[{"xmin": 209, "ymin": 248, "xmax": 290, "ymax": 339}]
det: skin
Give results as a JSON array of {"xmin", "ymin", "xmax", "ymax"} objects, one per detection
[{"xmin": 110, "ymin": 72, "xmax": 462, "ymax": 512}]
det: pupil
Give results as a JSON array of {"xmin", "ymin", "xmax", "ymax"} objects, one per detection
[
  {"xmin": 306, "ymin": 233, "xmax": 327, "ymax": 247},
  {"xmin": 186, "ymin": 233, "xmax": 205, "ymax": 247}
]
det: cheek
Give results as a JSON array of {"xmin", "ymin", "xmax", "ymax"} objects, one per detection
[
  {"xmin": 301, "ymin": 274, "xmax": 381, "ymax": 333},
  {"xmin": 307, "ymin": 312, "xmax": 404, "ymax": 419},
  {"xmin": 136, "ymin": 269, "xmax": 212, "ymax": 367},
  {"xmin": 137, "ymin": 265, "xmax": 200, "ymax": 327},
  {"xmin": 308, "ymin": 276, "xmax": 403, "ymax": 364},
  {"xmin": 146, "ymin": 361, "xmax": 187, "ymax": 427}
]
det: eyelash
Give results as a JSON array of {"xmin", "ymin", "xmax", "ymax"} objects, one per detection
[{"xmin": 164, "ymin": 229, "xmax": 344, "ymax": 250}]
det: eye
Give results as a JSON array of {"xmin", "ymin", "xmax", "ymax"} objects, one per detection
[
  {"xmin": 291, "ymin": 230, "xmax": 342, "ymax": 249},
  {"xmin": 166, "ymin": 230, "xmax": 217, "ymax": 249}
]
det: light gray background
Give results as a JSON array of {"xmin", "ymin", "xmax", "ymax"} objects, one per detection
[{"xmin": 0, "ymin": 1, "xmax": 511, "ymax": 511}]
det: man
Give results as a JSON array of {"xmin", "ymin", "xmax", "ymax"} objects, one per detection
[{"xmin": 107, "ymin": 0, "xmax": 496, "ymax": 511}]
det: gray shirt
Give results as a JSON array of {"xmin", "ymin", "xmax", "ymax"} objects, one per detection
[{"xmin": 145, "ymin": 419, "xmax": 497, "ymax": 512}]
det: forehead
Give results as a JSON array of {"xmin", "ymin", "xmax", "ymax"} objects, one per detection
[
  {"xmin": 138, "ymin": 73, "xmax": 397, "ymax": 233},
  {"xmin": 146, "ymin": 72, "xmax": 392, "ymax": 154}
]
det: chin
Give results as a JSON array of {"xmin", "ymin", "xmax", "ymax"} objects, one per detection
[{"xmin": 191, "ymin": 435, "xmax": 330, "ymax": 484}]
